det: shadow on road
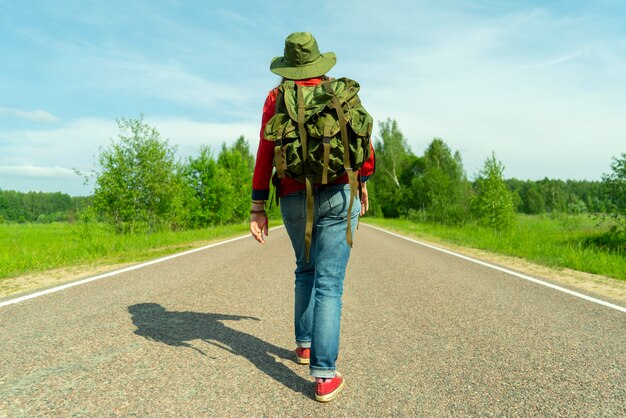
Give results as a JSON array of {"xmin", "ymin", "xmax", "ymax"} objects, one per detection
[{"xmin": 128, "ymin": 303, "xmax": 310, "ymax": 396}]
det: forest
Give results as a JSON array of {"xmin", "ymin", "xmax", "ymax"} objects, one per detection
[{"xmin": 0, "ymin": 117, "xmax": 623, "ymax": 235}]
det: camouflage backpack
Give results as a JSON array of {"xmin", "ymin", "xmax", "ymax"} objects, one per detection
[{"xmin": 264, "ymin": 77, "xmax": 373, "ymax": 260}]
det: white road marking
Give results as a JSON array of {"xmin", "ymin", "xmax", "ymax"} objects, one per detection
[
  {"xmin": 363, "ymin": 224, "xmax": 626, "ymax": 314},
  {"xmin": 5, "ymin": 224, "xmax": 622, "ymax": 313},
  {"xmin": 0, "ymin": 227, "xmax": 283, "ymax": 308}
]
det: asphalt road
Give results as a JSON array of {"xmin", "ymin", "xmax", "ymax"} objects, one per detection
[{"xmin": 1, "ymin": 225, "xmax": 624, "ymax": 417}]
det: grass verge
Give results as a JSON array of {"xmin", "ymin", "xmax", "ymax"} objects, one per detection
[
  {"xmin": 0, "ymin": 222, "xmax": 253, "ymax": 281},
  {"xmin": 361, "ymin": 215, "xmax": 626, "ymax": 282}
]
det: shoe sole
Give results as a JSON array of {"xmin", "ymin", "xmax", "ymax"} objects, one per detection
[
  {"xmin": 295, "ymin": 356, "xmax": 310, "ymax": 365},
  {"xmin": 315, "ymin": 376, "xmax": 345, "ymax": 402},
  {"xmin": 295, "ymin": 349, "xmax": 310, "ymax": 365}
]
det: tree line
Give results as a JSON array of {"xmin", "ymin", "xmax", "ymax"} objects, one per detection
[
  {"xmin": 366, "ymin": 118, "xmax": 624, "ymax": 231},
  {"xmin": 1, "ymin": 116, "xmax": 623, "ymax": 233},
  {"xmin": 0, "ymin": 190, "xmax": 90, "ymax": 223}
]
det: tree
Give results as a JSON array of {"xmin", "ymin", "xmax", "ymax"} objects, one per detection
[
  {"xmin": 412, "ymin": 138, "xmax": 471, "ymax": 224},
  {"xmin": 183, "ymin": 146, "xmax": 221, "ymax": 227},
  {"xmin": 471, "ymin": 152, "xmax": 516, "ymax": 231},
  {"xmin": 216, "ymin": 139, "xmax": 253, "ymax": 222},
  {"xmin": 369, "ymin": 118, "xmax": 412, "ymax": 217},
  {"xmin": 92, "ymin": 116, "xmax": 184, "ymax": 233},
  {"xmin": 521, "ymin": 183, "xmax": 546, "ymax": 214},
  {"xmin": 375, "ymin": 119, "xmax": 411, "ymax": 188},
  {"xmin": 537, "ymin": 178, "xmax": 567, "ymax": 213},
  {"xmin": 232, "ymin": 135, "xmax": 255, "ymax": 173},
  {"xmin": 182, "ymin": 137, "xmax": 253, "ymax": 227},
  {"xmin": 602, "ymin": 153, "xmax": 626, "ymax": 231},
  {"xmin": 0, "ymin": 190, "xmax": 24, "ymax": 221}
]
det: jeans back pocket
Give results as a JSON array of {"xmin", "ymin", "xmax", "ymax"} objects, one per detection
[{"xmin": 280, "ymin": 191, "xmax": 306, "ymax": 223}]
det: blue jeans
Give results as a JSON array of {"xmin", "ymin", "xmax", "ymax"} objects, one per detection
[{"xmin": 280, "ymin": 184, "xmax": 360, "ymax": 378}]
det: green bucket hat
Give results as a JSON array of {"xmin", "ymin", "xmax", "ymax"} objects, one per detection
[{"xmin": 270, "ymin": 32, "xmax": 336, "ymax": 80}]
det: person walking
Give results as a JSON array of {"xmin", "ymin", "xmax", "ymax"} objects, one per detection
[{"xmin": 249, "ymin": 32, "xmax": 375, "ymax": 402}]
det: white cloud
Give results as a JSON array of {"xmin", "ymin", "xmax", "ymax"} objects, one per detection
[
  {"xmin": 144, "ymin": 117, "xmax": 259, "ymax": 158},
  {"xmin": 0, "ymin": 116, "xmax": 259, "ymax": 163},
  {"xmin": 0, "ymin": 165, "xmax": 74, "ymax": 177},
  {"xmin": 0, "ymin": 108, "xmax": 59, "ymax": 123},
  {"xmin": 0, "ymin": 116, "xmax": 261, "ymax": 194},
  {"xmin": 0, "ymin": 118, "xmax": 118, "ymax": 167}
]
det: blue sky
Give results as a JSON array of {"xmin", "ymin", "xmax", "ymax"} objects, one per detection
[{"xmin": 1, "ymin": 0, "xmax": 625, "ymax": 196}]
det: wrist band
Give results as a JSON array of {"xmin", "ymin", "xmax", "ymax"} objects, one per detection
[{"xmin": 250, "ymin": 209, "xmax": 267, "ymax": 215}]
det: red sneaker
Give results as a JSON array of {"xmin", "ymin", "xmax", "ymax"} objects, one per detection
[
  {"xmin": 315, "ymin": 372, "xmax": 345, "ymax": 402},
  {"xmin": 294, "ymin": 347, "xmax": 310, "ymax": 365}
]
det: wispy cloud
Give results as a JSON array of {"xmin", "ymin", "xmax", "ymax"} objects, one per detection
[
  {"xmin": 8, "ymin": 15, "xmax": 262, "ymax": 118},
  {"xmin": 0, "ymin": 165, "xmax": 74, "ymax": 177},
  {"xmin": 516, "ymin": 52, "xmax": 582, "ymax": 70},
  {"xmin": 105, "ymin": 58, "xmax": 255, "ymax": 110},
  {"xmin": 0, "ymin": 116, "xmax": 259, "ymax": 194},
  {"xmin": 0, "ymin": 108, "xmax": 59, "ymax": 123},
  {"xmin": 145, "ymin": 117, "xmax": 259, "ymax": 155},
  {"xmin": 0, "ymin": 116, "xmax": 258, "ymax": 168}
]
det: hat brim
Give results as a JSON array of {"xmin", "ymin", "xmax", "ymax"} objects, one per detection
[{"xmin": 270, "ymin": 52, "xmax": 336, "ymax": 80}]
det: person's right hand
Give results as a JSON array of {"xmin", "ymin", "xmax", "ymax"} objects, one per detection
[
  {"xmin": 360, "ymin": 183, "xmax": 369, "ymax": 216},
  {"xmin": 250, "ymin": 213, "xmax": 269, "ymax": 244}
]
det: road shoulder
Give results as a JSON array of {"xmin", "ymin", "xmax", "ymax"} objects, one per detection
[{"xmin": 360, "ymin": 223, "xmax": 626, "ymax": 305}]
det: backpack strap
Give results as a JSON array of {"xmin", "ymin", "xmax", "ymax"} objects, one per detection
[
  {"xmin": 296, "ymin": 84, "xmax": 308, "ymax": 161},
  {"xmin": 273, "ymin": 86, "xmax": 288, "ymax": 180},
  {"xmin": 274, "ymin": 135, "xmax": 286, "ymax": 179},
  {"xmin": 296, "ymin": 83, "xmax": 315, "ymax": 262},
  {"xmin": 345, "ymin": 169, "xmax": 358, "ymax": 247},
  {"xmin": 321, "ymin": 124, "xmax": 332, "ymax": 184},
  {"xmin": 323, "ymin": 82, "xmax": 351, "ymax": 171},
  {"xmin": 323, "ymin": 81, "xmax": 357, "ymax": 247},
  {"xmin": 271, "ymin": 171, "xmax": 281, "ymax": 208}
]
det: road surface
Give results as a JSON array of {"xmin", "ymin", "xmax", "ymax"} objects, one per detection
[{"xmin": 1, "ymin": 225, "xmax": 624, "ymax": 416}]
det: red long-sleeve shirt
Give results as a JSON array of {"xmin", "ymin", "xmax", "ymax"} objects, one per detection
[{"xmin": 252, "ymin": 77, "xmax": 375, "ymax": 201}]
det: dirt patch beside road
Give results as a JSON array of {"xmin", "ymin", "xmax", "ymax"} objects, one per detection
[
  {"xmin": 363, "ymin": 224, "xmax": 626, "ymax": 305},
  {"xmin": 450, "ymin": 245, "xmax": 626, "ymax": 303},
  {"xmin": 0, "ymin": 263, "xmax": 135, "ymax": 299}
]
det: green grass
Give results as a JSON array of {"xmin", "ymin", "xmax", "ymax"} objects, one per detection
[
  {"xmin": 362, "ymin": 214, "xmax": 626, "ymax": 281},
  {"xmin": 2, "ymin": 214, "xmax": 624, "ymax": 283},
  {"xmin": 0, "ymin": 222, "xmax": 253, "ymax": 279}
]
